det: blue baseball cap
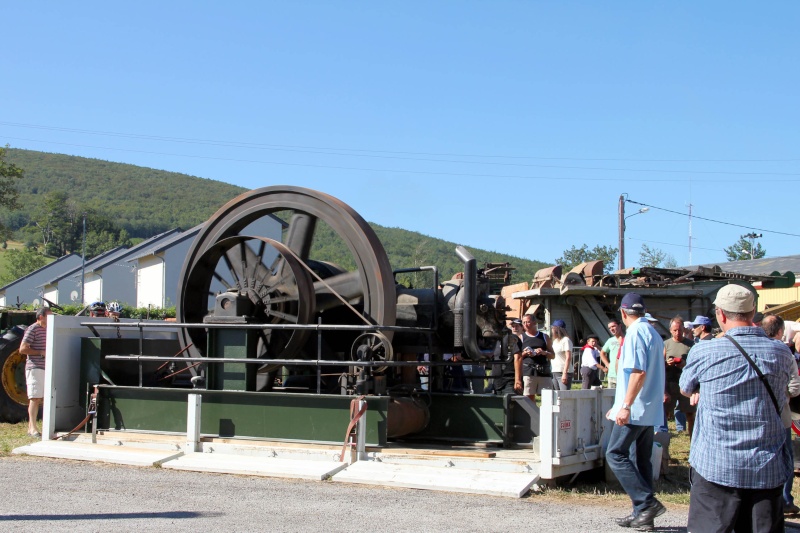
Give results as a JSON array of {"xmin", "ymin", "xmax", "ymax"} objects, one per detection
[
  {"xmin": 691, "ymin": 315, "xmax": 712, "ymax": 327},
  {"xmin": 552, "ymin": 319, "xmax": 566, "ymax": 328},
  {"xmin": 620, "ymin": 293, "xmax": 646, "ymax": 312}
]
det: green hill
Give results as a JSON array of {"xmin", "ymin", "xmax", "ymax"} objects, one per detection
[
  {"xmin": 3, "ymin": 149, "xmax": 245, "ymax": 237},
  {"xmin": 0, "ymin": 148, "xmax": 547, "ymax": 284}
]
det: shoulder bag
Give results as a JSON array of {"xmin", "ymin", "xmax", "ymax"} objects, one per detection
[{"xmin": 724, "ymin": 334, "xmax": 782, "ymax": 417}]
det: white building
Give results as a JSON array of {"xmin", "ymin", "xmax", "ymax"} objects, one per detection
[{"xmin": 0, "ymin": 253, "xmax": 82, "ymax": 308}]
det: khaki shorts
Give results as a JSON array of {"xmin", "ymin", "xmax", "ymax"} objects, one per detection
[
  {"xmin": 26, "ymin": 368, "xmax": 44, "ymax": 399},
  {"xmin": 523, "ymin": 375, "xmax": 551, "ymax": 396}
]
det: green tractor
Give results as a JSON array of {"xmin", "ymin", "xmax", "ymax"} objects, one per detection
[{"xmin": 0, "ymin": 310, "xmax": 36, "ymax": 422}]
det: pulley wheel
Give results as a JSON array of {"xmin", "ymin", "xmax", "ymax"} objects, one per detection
[{"xmin": 350, "ymin": 331, "xmax": 394, "ymax": 373}]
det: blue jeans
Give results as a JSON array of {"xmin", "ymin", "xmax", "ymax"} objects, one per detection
[
  {"xmin": 463, "ymin": 365, "xmax": 486, "ymax": 394},
  {"xmin": 606, "ymin": 423, "xmax": 656, "ymax": 514},
  {"xmin": 675, "ymin": 409, "xmax": 686, "ymax": 432}
]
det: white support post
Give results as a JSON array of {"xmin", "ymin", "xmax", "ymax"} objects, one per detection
[
  {"xmin": 355, "ymin": 399, "xmax": 367, "ymax": 462},
  {"xmin": 538, "ymin": 390, "xmax": 555, "ymax": 479},
  {"xmin": 187, "ymin": 394, "xmax": 202, "ymax": 453}
]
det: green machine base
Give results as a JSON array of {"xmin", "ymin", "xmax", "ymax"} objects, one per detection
[{"xmin": 96, "ymin": 386, "xmax": 390, "ymax": 446}]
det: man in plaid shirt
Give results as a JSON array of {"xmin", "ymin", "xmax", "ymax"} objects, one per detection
[{"xmin": 680, "ymin": 285, "xmax": 794, "ymax": 533}]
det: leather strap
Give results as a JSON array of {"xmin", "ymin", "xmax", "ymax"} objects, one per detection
[
  {"xmin": 724, "ymin": 335, "xmax": 781, "ymax": 417},
  {"xmin": 339, "ymin": 396, "xmax": 367, "ymax": 462},
  {"xmin": 56, "ymin": 385, "xmax": 99, "ymax": 440}
]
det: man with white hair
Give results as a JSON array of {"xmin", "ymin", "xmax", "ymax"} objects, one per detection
[
  {"xmin": 682, "ymin": 321, "xmax": 694, "ymax": 344},
  {"xmin": 681, "ymin": 285, "xmax": 794, "ymax": 532}
]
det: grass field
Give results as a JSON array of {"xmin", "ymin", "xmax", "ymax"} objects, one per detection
[
  {"xmin": 0, "ymin": 422, "xmax": 38, "ymax": 456},
  {"xmin": 0, "ymin": 240, "xmax": 25, "ymax": 275},
  {"xmin": 0, "ymin": 240, "xmax": 56, "ymax": 287}
]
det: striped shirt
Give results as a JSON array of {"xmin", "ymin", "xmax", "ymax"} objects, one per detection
[
  {"xmin": 22, "ymin": 322, "xmax": 47, "ymax": 371},
  {"xmin": 680, "ymin": 326, "xmax": 793, "ymax": 489}
]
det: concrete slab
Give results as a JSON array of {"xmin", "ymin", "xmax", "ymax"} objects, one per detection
[
  {"xmin": 162, "ymin": 452, "xmax": 348, "ymax": 481},
  {"xmin": 12, "ymin": 440, "xmax": 183, "ymax": 467},
  {"xmin": 367, "ymin": 451, "xmax": 537, "ymax": 474},
  {"xmin": 333, "ymin": 461, "xmax": 540, "ymax": 498}
]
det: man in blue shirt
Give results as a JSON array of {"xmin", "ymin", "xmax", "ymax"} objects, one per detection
[
  {"xmin": 606, "ymin": 292, "xmax": 666, "ymax": 530},
  {"xmin": 680, "ymin": 284, "xmax": 793, "ymax": 533}
]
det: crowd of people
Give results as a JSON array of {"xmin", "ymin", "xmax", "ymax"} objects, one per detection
[
  {"xmin": 433, "ymin": 285, "xmax": 799, "ymax": 531},
  {"xmin": 576, "ymin": 287, "xmax": 800, "ymax": 531}
]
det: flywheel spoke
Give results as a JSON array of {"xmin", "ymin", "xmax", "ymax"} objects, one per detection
[{"xmin": 266, "ymin": 310, "xmax": 298, "ymax": 323}]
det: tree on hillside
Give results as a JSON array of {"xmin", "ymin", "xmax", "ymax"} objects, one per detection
[
  {"xmin": 555, "ymin": 244, "xmax": 618, "ymax": 274},
  {"xmin": 0, "ymin": 248, "xmax": 48, "ymax": 286},
  {"xmin": 0, "ymin": 145, "xmax": 25, "ymax": 240},
  {"xmin": 638, "ymin": 244, "xmax": 677, "ymax": 268},
  {"xmin": 35, "ymin": 191, "xmax": 72, "ymax": 255},
  {"xmin": 724, "ymin": 234, "xmax": 766, "ymax": 261},
  {"xmin": 31, "ymin": 191, "xmax": 133, "ymax": 258}
]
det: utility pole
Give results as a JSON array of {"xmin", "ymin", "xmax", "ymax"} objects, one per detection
[
  {"xmin": 80, "ymin": 213, "xmax": 86, "ymax": 304},
  {"xmin": 687, "ymin": 203, "xmax": 693, "ymax": 265},
  {"xmin": 618, "ymin": 196, "xmax": 650, "ymax": 270},
  {"xmin": 743, "ymin": 232, "xmax": 762, "ymax": 260},
  {"xmin": 618, "ymin": 195, "xmax": 625, "ymax": 270}
]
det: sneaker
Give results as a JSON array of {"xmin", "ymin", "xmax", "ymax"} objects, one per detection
[
  {"xmin": 628, "ymin": 500, "xmax": 666, "ymax": 531},
  {"xmin": 27, "ymin": 431, "xmax": 41, "ymax": 438},
  {"xmin": 784, "ymin": 503, "xmax": 800, "ymax": 516}
]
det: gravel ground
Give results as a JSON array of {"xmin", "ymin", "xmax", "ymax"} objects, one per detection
[{"xmin": 0, "ymin": 455, "xmax": 697, "ymax": 533}]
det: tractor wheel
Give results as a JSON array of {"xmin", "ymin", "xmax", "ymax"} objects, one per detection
[{"xmin": 0, "ymin": 328, "xmax": 30, "ymax": 423}]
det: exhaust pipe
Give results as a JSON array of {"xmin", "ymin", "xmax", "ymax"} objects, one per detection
[{"xmin": 455, "ymin": 246, "xmax": 482, "ymax": 361}]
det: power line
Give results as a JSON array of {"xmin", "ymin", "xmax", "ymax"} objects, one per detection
[
  {"xmin": 626, "ymin": 236, "xmax": 724, "ymax": 252},
  {"xmin": 626, "ymin": 199, "xmax": 800, "ymax": 238},
  {"xmin": 2, "ymin": 121, "xmax": 800, "ymax": 171},
  {"xmin": 7, "ymin": 136, "xmax": 800, "ymax": 185}
]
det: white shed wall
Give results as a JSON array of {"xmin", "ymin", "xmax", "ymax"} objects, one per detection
[
  {"xmin": 137, "ymin": 256, "xmax": 165, "ymax": 308},
  {"xmin": 83, "ymin": 276, "xmax": 102, "ymax": 304},
  {"xmin": 44, "ymin": 287, "xmax": 59, "ymax": 304}
]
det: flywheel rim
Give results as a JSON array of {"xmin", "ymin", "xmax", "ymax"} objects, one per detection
[{"xmin": 177, "ymin": 186, "xmax": 396, "ymax": 361}]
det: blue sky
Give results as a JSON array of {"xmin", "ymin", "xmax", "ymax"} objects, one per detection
[{"xmin": 3, "ymin": 2, "xmax": 799, "ymax": 270}]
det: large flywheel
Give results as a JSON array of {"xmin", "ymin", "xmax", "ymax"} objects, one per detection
[{"xmin": 176, "ymin": 186, "xmax": 397, "ymax": 366}]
